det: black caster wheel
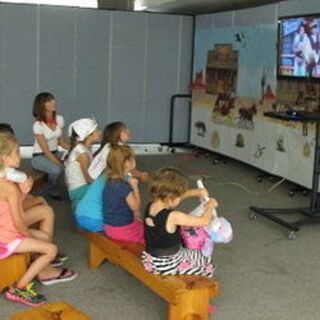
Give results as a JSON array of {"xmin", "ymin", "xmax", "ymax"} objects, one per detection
[
  {"xmin": 302, "ymin": 190, "xmax": 308, "ymax": 196},
  {"xmin": 213, "ymin": 159, "xmax": 219, "ymax": 165},
  {"xmin": 289, "ymin": 191, "xmax": 294, "ymax": 197},
  {"xmin": 256, "ymin": 176, "xmax": 263, "ymax": 182},
  {"xmin": 288, "ymin": 231, "xmax": 296, "ymax": 240},
  {"xmin": 249, "ymin": 213, "xmax": 257, "ymax": 220}
]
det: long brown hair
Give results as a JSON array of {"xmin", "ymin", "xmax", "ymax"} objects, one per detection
[
  {"xmin": 106, "ymin": 144, "xmax": 134, "ymax": 180},
  {"xmin": 150, "ymin": 167, "xmax": 189, "ymax": 201},
  {"xmin": 32, "ymin": 92, "xmax": 56, "ymax": 124},
  {"xmin": 94, "ymin": 121, "xmax": 127, "ymax": 156}
]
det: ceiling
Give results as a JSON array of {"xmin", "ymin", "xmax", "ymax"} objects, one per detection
[{"xmin": 98, "ymin": 0, "xmax": 285, "ymax": 15}]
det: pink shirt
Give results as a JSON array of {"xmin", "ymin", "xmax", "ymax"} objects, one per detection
[{"xmin": 0, "ymin": 182, "xmax": 24, "ymax": 243}]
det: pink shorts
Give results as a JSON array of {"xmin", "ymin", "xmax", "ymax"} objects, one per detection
[
  {"xmin": 104, "ymin": 220, "xmax": 145, "ymax": 244},
  {"xmin": 0, "ymin": 237, "xmax": 25, "ymax": 260}
]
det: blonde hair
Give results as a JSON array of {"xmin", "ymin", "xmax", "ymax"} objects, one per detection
[
  {"xmin": 150, "ymin": 167, "xmax": 189, "ymax": 201},
  {"xmin": 0, "ymin": 132, "xmax": 18, "ymax": 170},
  {"xmin": 106, "ymin": 144, "xmax": 134, "ymax": 180}
]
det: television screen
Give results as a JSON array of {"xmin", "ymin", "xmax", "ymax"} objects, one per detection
[{"xmin": 278, "ymin": 15, "xmax": 320, "ymax": 79}]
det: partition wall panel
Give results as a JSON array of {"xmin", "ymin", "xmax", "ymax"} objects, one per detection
[
  {"xmin": 0, "ymin": 4, "xmax": 193, "ymax": 145},
  {"xmin": 0, "ymin": 4, "xmax": 37, "ymax": 144}
]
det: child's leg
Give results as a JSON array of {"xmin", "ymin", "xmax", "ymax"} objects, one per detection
[
  {"xmin": 14, "ymin": 238, "xmax": 57, "ymax": 287},
  {"xmin": 23, "ymin": 204, "xmax": 54, "ymax": 242},
  {"xmin": 105, "ymin": 220, "xmax": 145, "ymax": 244}
]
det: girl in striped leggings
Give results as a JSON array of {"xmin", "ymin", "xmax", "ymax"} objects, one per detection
[{"xmin": 142, "ymin": 167, "xmax": 218, "ymax": 277}]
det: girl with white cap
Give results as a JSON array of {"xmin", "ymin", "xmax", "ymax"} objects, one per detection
[{"xmin": 64, "ymin": 118, "xmax": 101, "ymax": 202}]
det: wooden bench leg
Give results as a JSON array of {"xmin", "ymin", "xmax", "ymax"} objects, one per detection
[
  {"xmin": 168, "ymin": 287, "xmax": 211, "ymax": 320},
  {"xmin": 89, "ymin": 241, "xmax": 106, "ymax": 270},
  {"xmin": 0, "ymin": 254, "xmax": 29, "ymax": 292}
]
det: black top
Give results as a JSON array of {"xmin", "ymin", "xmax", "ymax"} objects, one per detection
[{"xmin": 144, "ymin": 203, "xmax": 182, "ymax": 256}]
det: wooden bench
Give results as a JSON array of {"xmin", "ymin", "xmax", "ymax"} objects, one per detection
[
  {"xmin": 0, "ymin": 253, "xmax": 30, "ymax": 292},
  {"xmin": 86, "ymin": 232, "xmax": 219, "ymax": 320}
]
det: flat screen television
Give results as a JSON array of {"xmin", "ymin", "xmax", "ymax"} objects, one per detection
[{"xmin": 278, "ymin": 14, "xmax": 320, "ymax": 79}]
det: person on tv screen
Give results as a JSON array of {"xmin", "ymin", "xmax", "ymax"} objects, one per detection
[
  {"xmin": 308, "ymin": 24, "xmax": 320, "ymax": 76},
  {"xmin": 293, "ymin": 23, "xmax": 312, "ymax": 76}
]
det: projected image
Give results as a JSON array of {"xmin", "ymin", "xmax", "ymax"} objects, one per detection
[{"xmin": 279, "ymin": 16, "xmax": 320, "ymax": 78}]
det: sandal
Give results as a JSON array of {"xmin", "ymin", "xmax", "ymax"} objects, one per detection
[
  {"xmin": 50, "ymin": 253, "xmax": 68, "ymax": 267},
  {"xmin": 39, "ymin": 268, "xmax": 78, "ymax": 286}
]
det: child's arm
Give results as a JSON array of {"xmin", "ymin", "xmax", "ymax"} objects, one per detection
[
  {"xmin": 6, "ymin": 183, "xmax": 31, "ymax": 237},
  {"xmin": 169, "ymin": 198, "xmax": 218, "ymax": 228},
  {"xmin": 77, "ymin": 153, "xmax": 94, "ymax": 184},
  {"xmin": 131, "ymin": 169, "xmax": 149, "ymax": 183},
  {"xmin": 17, "ymin": 176, "xmax": 34, "ymax": 201},
  {"xmin": 126, "ymin": 178, "xmax": 141, "ymax": 220},
  {"xmin": 58, "ymin": 136, "xmax": 71, "ymax": 151},
  {"xmin": 22, "ymin": 195, "xmax": 48, "ymax": 211},
  {"xmin": 180, "ymin": 188, "xmax": 209, "ymax": 201}
]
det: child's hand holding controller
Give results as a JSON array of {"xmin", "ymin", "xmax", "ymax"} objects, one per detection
[
  {"xmin": 18, "ymin": 176, "xmax": 34, "ymax": 195},
  {"xmin": 205, "ymin": 198, "xmax": 218, "ymax": 211},
  {"xmin": 128, "ymin": 177, "xmax": 139, "ymax": 189},
  {"xmin": 197, "ymin": 188, "xmax": 209, "ymax": 200}
]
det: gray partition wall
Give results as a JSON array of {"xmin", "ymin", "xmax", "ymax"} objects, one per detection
[{"xmin": 0, "ymin": 4, "xmax": 193, "ymax": 144}]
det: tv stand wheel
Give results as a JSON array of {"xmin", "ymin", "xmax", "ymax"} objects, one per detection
[
  {"xmin": 249, "ymin": 213, "xmax": 257, "ymax": 220},
  {"xmin": 288, "ymin": 231, "xmax": 296, "ymax": 240},
  {"xmin": 289, "ymin": 191, "xmax": 294, "ymax": 197}
]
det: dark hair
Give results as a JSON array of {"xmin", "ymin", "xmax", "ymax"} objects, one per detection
[
  {"xmin": 0, "ymin": 123, "xmax": 14, "ymax": 135},
  {"xmin": 94, "ymin": 121, "xmax": 127, "ymax": 156},
  {"xmin": 64, "ymin": 129, "xmax": 79, "ymax": 162},
  {"xmin": 32, "ymin": 92, "xmax": 56, "ymax": 123}
]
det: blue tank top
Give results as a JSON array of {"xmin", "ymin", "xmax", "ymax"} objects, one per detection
[{"xmin": 103, "ymin": 179, "xmax": 133, "ymax": 226}]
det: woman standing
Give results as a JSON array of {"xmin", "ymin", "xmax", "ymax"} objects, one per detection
[{"xmin": 31, "ymin": 92, "xmax": 70, "ymax": 200}]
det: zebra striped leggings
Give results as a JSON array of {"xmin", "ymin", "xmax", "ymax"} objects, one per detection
[{"xmin": 141, "ymin": 246, "xmax": 214, "ymax": 277}]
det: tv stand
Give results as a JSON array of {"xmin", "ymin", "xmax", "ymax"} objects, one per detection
[{"xmin": 249, "ymin": 111, "xmax": 320, "ymax": 239}]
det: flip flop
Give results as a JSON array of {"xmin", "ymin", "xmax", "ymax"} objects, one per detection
[{"xmin": 39, "ymin": 268, "xmax": 78, "ymax": 286}]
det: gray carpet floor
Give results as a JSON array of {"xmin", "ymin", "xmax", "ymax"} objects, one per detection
[{"xmin": 1, "ymin": 152, "xmax": 319, "ymax": 320}]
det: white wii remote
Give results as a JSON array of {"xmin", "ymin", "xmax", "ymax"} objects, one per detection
[
  {"xmin": 5, "ymin": 168, "xmax": 27, "ymax": 183},
  {"xmin": 197, "ymin": 179, "xmax": 220, "ymax": 230}
]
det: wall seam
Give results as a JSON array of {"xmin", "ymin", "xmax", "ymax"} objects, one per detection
[
  {"xmin": 141, "ymin": 14, "xmax": 148, "ymax": 140},
  {"xmin": 177, "ymin": 16, "xmax": 182, "ymax": 93},
  {"xmin": 73, "ymin": 9, "xmax": 78, "ymax": 110},
  {"xmin": 107, "ymin": 11, "xmax": 113, "ymax": 121},
  {"xmin": 36, "ymin": 4, "xmax": 40, "ymax": 92}
]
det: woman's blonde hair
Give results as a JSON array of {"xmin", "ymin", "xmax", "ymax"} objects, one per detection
[
  {"xmin": 0, "ymin": 132, "xmax": 18, "ymax": 169},
  {"xmin": 106, "ymin": 144, "xmax": 134, "ymax": 180},
  {"xmin": 150, "ymin": 167, "xmax": 189, "ymax": 200}
]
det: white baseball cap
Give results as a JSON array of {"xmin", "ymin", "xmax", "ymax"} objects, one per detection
[{"xmin": 68, "ymin": 118, "xmax": 98, "ymax": 141}]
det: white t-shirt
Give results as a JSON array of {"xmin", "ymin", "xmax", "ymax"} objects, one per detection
[
  {"xmin": 33, "ymin": 115, "xmax": 64, "ymax": 154},
  {"xmin": 65, "ymin": 144, "xmax": 93, "ymax": 191},
  {"xmin": 88, "ymin": 144, "xmax": 110, "ymax": 180}
]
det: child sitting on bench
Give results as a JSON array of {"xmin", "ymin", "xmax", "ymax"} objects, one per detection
[
  {"xmin": 142, "ymin": 167, "xmax": 217, "ymax": 276},
  {"xmin": 0, "ymin": 132, "xmax": 77, "ymax": 307},
  {"xmin": 103, "ymin": 145, "xmax": 144, "ymax": 244}
]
